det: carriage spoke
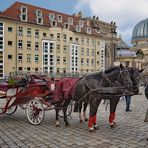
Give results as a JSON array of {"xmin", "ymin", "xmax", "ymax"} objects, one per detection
[{"xmin": 26, "ymin": 99, "xmax": 44, "ymax": 125}]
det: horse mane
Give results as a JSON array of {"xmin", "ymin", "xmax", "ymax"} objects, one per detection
[
  {"xmin": 86, "ymin": 66, "xmax": 119, "ymax": 78},
  {"xmin": 104, "ymin": 67, "xmax": 119, "ymax": 74}
]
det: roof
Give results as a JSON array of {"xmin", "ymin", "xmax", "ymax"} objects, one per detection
[
  {"xmin": 132, "ymin": 18, "xmax": 148, "ymax": 41},
  {"xmin": 0, "ymin": 1, "xmax": 117, "ymax": 37},
  {"xmin": 117, "ymin": 49, "xmax": 136, "ymax": 58}
]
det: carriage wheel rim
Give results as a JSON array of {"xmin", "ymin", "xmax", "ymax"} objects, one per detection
[{"xmin": 26, "ymin": 99, "xmax": 44, "ymax": 125}]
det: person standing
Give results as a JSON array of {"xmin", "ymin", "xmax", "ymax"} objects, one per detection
[{"xmin": 125, "ymin": 95, "xmax": 132, "ymax": 112}]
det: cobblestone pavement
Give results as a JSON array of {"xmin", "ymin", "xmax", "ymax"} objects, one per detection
[{"xmin": 0, "ymin": 87, "xmax": 148, "ymax": 148}]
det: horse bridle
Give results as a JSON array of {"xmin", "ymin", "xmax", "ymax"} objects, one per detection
[{"xmin": 119, "ymin": 68, "xmax": 133, "ymax": 88}]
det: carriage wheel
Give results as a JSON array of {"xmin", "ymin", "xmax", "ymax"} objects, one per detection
[
  {"xmin": 58, "ymin": 101, "xmax": 73, "ymax": 118},
  {"xmin": 5, "ymin": 106, "xmax": 18, "ymax": 115},
  {"xmin": 26, "ymin": 99, "xmax": 45, "ymax": 125}
]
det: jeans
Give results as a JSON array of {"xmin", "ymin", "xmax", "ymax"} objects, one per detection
[{"xmin": 125, "ymin": 96, "xmax": 131, "ymax": 110}]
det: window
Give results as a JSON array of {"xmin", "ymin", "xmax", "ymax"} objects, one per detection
[
  {"xmin": 91, "ymin": 39, "xmax": 95, "ymax": 46},
  {"xmin": 68, "ymin": 17, "xmax": 73, "ymax": 25},
  {"xmin": 86, "ymin": 27, "xmax": 91, "ymax": 34},
  {"xmin": 76, "ymin": 25, "xmax": 81, "ymax": 32},
  {"xmin": 43, "ymin": 33, "xmax": 47, "ymax": 37},
  {"xmin": 8, "ymin": 55, "xmax": 12, "ymax": 59},
  {"xmin": 79, "ymin": 20, "xmax": 84, "ymax": 27},
  {"xmin": 27, "ymin": 54, "xmax": 31, "ymax": 63},
  {"xmin": 91, "ymin": 59, "xmax": 94, "ymax": 66},
  {"xmin": 57, "ymin": 45, "xmax": 60, "ymax": 53},
  {"xmin": 0, "ymin": 37, "xmax": 3, "ymax": 49},
  {"xmin": 8, "ymin": 41, "xmax": 12, "ymax": 46},
  {"xmin": 69, "ymin": 37, "xmax": 73, "ymax": 41},
  {"xmin": 51, "ymin": 20, "xmax": 57, "ymax": 27},
  {"xmin": 75, "ymin": 38, "xmax": 79, "ymax": 43},
  {"xmin": 86, "ymin": 48, "xmax": 89, "ymax": 56},
  {"xmin": 57, "ymin": 56, "xmax": 60, "ymax": 64},
  {"xmin": 0, "ymin": 23, "xmax": 3, "ymax": 35},
  {"xmin": 18, "ymin": 27, "xmax": 23, "ymax": 36},
  {"xmin": 86, "ymin": 38, "xmax": 89, "ymax": 45},
  {"xmin": 49, "ymin": 13, "xmax": 55, "ymax": 21},
  {"xmin": 81, "ymin": 58, "xmax": 84, "ymax": 65},
  {"xmin": 35, "ymin": 30, "xmax": 39, "ymax": 38},
  {"xmin": 27, "ymin": 67, "xmax": 31, "ymax": 72},
  {"xmin": 18, "ymin": 67, "xmax": 22, "ymax": 71},
  {"xmin": 57, "ymin": 15, "xmax": 62, "ymax": 22},
  {"xmin": 57, "ymin": 68, "xmax": 60, "ymax": 74},
  {"xmin": 35, "ymin": 10, "xmax": 43, "ymax": 24},
  {"xmin": 36, "ymin": 10, "xmax": 42, "ymax": 17},
  {"xmin": 18, "ymin": 40, "xmax": 23, "ymax": 49},
  {"xmin": 64, "ymin": 22, "xmax": 69, "ymax": 29},
  {"xmin": 86, "ymin": 59, "xmax": 89, "ymax": 66},
  {"xmin": 81, "ymin": 37, "xmax": 84, "ymax": 45},
  {"xmin": 91, "ymin": 49, "xmax": 95, "ymax": 56},
  {"xmin": 63, "ymin": 57, "xmax": 67, "ymax": 64},
  {"xmin": 57, "ymin": 33, "xmax": 60, "ymax": 41},
  {"xmin": 27, "ymin": 28, "xmax": 31, "ymax": 36},
  {"xmin": 27, "ymin": 41, "xmax": 31, "ymax": 50},
  {"xmin": 81, "ymin": 48, "xmax": 84, "ymax": 55},
  {"xmin": 63, "ymin": 34, "xmax": 67, "ymax": 42},
  {"xmin": 50, "ymin": 34, "xmax": 54, "ymax": 39},
  {"xmin": 63, "ymin": 68, "xmax": 66, "ymax": 74},
  {"xmin": 35, "ymin": 54, "xmax": 39, "ymax": 63},
  {"xmin": 18, "ymin": 53, "xmax": 23, "ymax": 62},
  {"xmin": 35, "ymin": 42, "xmax": 39, "ymax": 51},
  {"xmin": 8, "ymin": 27, "xmax": 13, "ymax": 32},
  {"xmin": 35, "ymin": 67, "xmax": 38, "ymax": 72},
  {"xmin": 63, "ymin": 45, "xmax": 67, "ymax": 53},
  {"xmin": 20, "ymin": 6, "xmax": 28, "ymax": 22}
]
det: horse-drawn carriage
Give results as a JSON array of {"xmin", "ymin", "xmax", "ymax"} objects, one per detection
[
  {"xmin": 0, "ymin": 74, "xmax": 73, "ymax": 125},
  {"xmin": 0, "ymin": 64, "xmax": 144, "ymax": 131}
]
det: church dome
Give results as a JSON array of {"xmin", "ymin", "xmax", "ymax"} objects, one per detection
[{"xmin": 131, "ymin": 18, "xmax": 148, "ymax": 42}]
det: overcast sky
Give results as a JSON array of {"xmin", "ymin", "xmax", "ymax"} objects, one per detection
[{"xmin": 1, "ymin": 0, "xmax": 148, "ymax": 46}]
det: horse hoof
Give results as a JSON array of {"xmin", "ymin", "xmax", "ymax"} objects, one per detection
[
  {"xmin": 93, "ymin": 125, "xmax": 99, "ymax": 130},
  {"xmin": 85, "ymin": 118, "xmax": 88, "ymax": 122},
  {"xmin": 65, "ymin": 122, "xmax": 70, "ymax": 127},
  {"xmin": 110, "ymin": 124, "xmax": 115, "ymax": 129},
  {"xmin": 55, "ymin": 124, "xmax": 60, "ymax": 127},
  {"xmin": 79, "ymin": 119, "xmax": 83, "ymax": 123},
  {"xmin": 89, "ymin": 127, "xmax": 95, "ymax": 132}
]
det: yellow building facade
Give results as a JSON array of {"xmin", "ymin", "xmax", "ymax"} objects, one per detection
[{"xmin": 0, "ymin": 2, "xmax": 118, "ymax": 79}]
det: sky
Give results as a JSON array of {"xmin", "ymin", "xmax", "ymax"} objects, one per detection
[{"xmin": 0, "ymin": 0, "xmax": 148, "ymax": 46}]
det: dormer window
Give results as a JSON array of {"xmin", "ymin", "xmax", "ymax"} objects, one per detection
[
  {"xmin": 86, "ymin": 27, "xmax": 91, "ymax": 34},
  {"xmin": 49, "ymin": 13, "xmax": 55, "ymax": 21},
  {"xmin": 96, "ymin": 26, "xmax": 101, "ymax": 33},
  {"xmin": 36, "ymin": 10, "xmax": 42, "ymax": 17},
  {"xmin": 76, "ymin": 25, "xmax": 81, "ymax": 32},
  {"xmin": 50, "ymin": 20, "xmax": 57, "ymax": 27},
  {"xmin": 57, "ymin": 15, "xmax": 62, "ymax": 22},
  {"xmin": 68, "ymin": 17, "xmax": 73, "ymax": 25},
  {"xmin": 79, "ymin": 20, "xmax": 84, "ymax": 27},
  {"xmin": 35, "ymin": 10, "xmax": 43, "ymax": 25},
  {"xmin": 64, "ymin": 22, "xmax": 69, "ymax": 29},
  {"xmin": 20, "ymin": 6, "xmax": 28, "ymax": 22}
]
